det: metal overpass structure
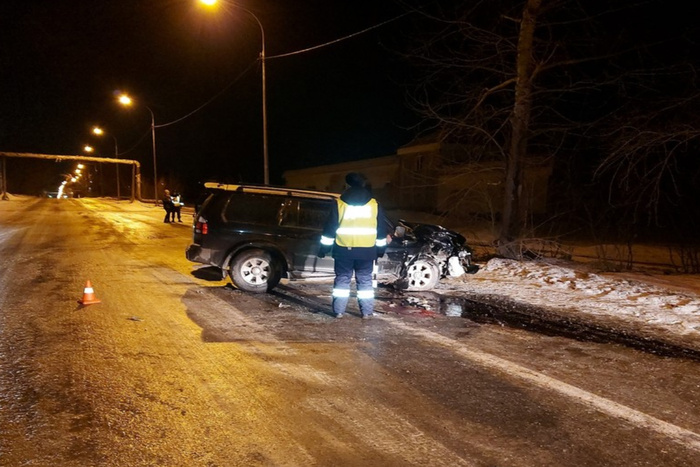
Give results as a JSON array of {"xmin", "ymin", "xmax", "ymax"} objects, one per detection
[{"xmin": 0, "ymin": 152, "xmax": 142, "ymax": 202}]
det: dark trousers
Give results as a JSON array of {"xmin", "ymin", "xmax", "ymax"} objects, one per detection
[
  {"xmin": 163, "ymin": 207, "xmax": 172, "ymax": 222},
  {"xmin": 332, "ymin": 257, "xmax": 374, "ymax": 316}
]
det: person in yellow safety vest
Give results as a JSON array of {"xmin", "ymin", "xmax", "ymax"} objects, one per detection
[
  {"xmin": 170, "ymin": 192, "xmax": 183, "ymax": 222},
  {"xmin": 318, "ymin": 172, "xmax": 389, "ymax": 319}
]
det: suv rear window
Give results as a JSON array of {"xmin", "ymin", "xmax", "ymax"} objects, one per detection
[{"xmin": 223, "ymin": 193, "xmax": 285, "ymax": 225}]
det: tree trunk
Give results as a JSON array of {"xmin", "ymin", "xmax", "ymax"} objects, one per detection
[{"xmin": 498, "ymin": 0, "xmax": 541, "ymax": 258}]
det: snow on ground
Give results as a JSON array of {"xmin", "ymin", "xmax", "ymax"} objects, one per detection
[{"xmin": 444, "ymin": 257, "xmax": 700, "ymax": 349}]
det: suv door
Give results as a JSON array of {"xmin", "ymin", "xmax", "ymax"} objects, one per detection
[{"xmin": 280, "ymin": 197, "xmax": 335, "ymax": 276}]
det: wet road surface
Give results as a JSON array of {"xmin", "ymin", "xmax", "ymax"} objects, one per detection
[{"xmin": 1, "ymin": 197, "xmax": 699, "ymax": 466}]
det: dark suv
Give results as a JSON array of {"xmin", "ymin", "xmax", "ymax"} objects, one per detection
[{"xmin": 186, "ymin": 183, "xmax": 478, "ymax": 293}]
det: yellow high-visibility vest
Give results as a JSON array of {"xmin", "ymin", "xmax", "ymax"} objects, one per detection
[{"xmin": 335, "ymin": 199, "xmax": 378, "ymax": 248}]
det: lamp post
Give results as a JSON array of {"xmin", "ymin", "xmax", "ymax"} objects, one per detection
[
  {"xmin": 77, "ymin": 154, "xmax": 92, "ymax": 196},
  {"xmin": 200, "ymin": 0, "xmax": 269, "ymax": 185},
  {"xmin": 92, "ymin": 126, "xmax": 120, "ymax": 199},
  {"xmin": 117, "ymin": 94, "xmax": 158, "ymax": 204}
]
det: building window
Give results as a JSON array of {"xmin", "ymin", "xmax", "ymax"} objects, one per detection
[{"xmin": 415, "ymin": 155, "xmax": 424, "ymax": 171}]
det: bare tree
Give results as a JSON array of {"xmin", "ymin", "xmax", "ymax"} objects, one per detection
[
  {"xmin": 401, "ymin": 0, "xmax": 700, "ymax": 258},
  {"xmin": 501, "ymin": 0, "xmax": 541, "ymax": 258},
  {"xmin": 595, "ymin": 65, "xmax": 700, "ymax": 223}
]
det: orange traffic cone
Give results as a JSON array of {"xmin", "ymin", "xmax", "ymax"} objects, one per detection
[{"xmin": 78, "ymin": 280, "xmax": 101, "ymax": 305}]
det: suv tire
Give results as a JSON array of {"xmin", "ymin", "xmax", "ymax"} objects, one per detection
[
  {"xmin": 404, "ymin": 257, "xmax": 440, "ymax": 291},
  {"xmin": 229, "ymin": 249, "xmax": 281, "ymax": 293}
]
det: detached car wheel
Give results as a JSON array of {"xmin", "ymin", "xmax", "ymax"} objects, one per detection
[
  {"xmin": 229, "ymin": 249, "xmax": 281, "ymax": 293},
  {"xmin": 404, "ymin": 257, "xmax": 440, "ymax": 291}
]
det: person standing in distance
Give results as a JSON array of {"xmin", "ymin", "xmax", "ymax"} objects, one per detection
[
  {"xmin": 170, "ymin": 191, "xmax": 183, "ymax": 222},
  {"xmin": 318, "ymin": 172, "xmax": 388, "ymax": 319},
  {"xmin": 162, "ymin": 189, "xmax": 174, "ymax": 223}
]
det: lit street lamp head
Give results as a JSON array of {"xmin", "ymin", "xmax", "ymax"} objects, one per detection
[{"xmin": 118, "ymin": 94, "xmax": 132, "ymax": 106}]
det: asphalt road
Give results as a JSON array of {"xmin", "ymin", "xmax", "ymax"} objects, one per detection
[{"xmin": 1, "ymin": 197, "xmax": 699, "ymax": 467}]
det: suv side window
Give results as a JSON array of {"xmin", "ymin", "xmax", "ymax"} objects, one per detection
[
  {"xmin": 282, "ymin": 199, "xmax": 333, "ymax": 230},
  {"xmin": 223, "ymin": 193, "xmax": 285, "ymax": 225}
]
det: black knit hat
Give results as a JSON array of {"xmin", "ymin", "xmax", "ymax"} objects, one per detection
[{"xmin": 345, "ymin": 172, "xmax": 367, "ymax": 188}]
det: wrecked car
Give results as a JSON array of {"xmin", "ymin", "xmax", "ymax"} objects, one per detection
[
  {"xmin": 381, "ymin": 219, "xmax": 480, "ymax": 291},
  {"xmin": 186, "ymin": 183, "xmax": 479, "ymax": 293}
]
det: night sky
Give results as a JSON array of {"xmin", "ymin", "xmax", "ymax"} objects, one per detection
[
  {"xmin": 0, "ymin": 0, "xmax": 419, "ymax": 196},
  {"xmin": 3, "ymin": 0, "xmax": 699, "ymax": 217}
]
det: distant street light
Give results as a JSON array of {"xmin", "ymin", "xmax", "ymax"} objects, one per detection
[
  {"xmin": 199, "ymin": 0, "xmax": 269, "ymax": 184},
  {"xmin": 117, "ymin": 93, "xmax": 158, "ymax": 204},
  {"xmin": 92, "ymin": 126, "xmax": 120, "ymax": 199},
  {"xmin": 77, "ymin": 154, "xmax": 94, "ymax": 196}
]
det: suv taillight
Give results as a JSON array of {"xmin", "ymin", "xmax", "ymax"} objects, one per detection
[{"xmin": 195, "ymin": 219, "xmax": 208, "ymax": 235}]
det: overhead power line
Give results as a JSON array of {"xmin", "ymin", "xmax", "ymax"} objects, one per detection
[{"xmin": 153, "ymin": 11, "xmax": 412, "ymax": 129}]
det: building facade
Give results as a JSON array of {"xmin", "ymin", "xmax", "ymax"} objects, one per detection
[{"xmin": 282, "ymin": 139, "xmax": 552, "ymax": 220}]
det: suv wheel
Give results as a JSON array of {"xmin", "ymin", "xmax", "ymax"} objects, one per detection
[
  {"xmin": 403, "ymin": 257, "xmax": 440, "ymax": 291},
  {"xmin": 229, "ymin": 249, "xmax": 281, "ymax": 293}
]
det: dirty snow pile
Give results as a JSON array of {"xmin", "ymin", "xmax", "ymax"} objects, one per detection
[{"xmin": 446, "ymin": 258, "xmax": 700, "ymax": 341}]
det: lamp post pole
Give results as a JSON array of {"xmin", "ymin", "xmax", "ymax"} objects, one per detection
[
  {"xmin": 200, "ymin": 1, "xmax": 268, "ymax": 184},
  {"xmin": 147, "ymin": 106, "xmax": 158, "ymax": 204},
  {"xmin": 262, "ymin": 27, "xmax": 268, "ymax": 184},
  {"xmin": 80, "ymin": 149, "xmax": 94, "ymax": 196},
  {"xmin": 113, "ymin": 136, "xmax": 120, "ymax": 200},
  {"xmin": 248, "ymin": 11, "xmax": 269, "ymax": 185},
  {"xmin": 92, "ymin": 126, "xmax": 120, "ymax": 199},
  {"xmin": 116, "ymin": 94, "xmax": 158, "ymax": 205}
]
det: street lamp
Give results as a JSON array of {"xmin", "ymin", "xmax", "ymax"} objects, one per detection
[
  {"xmin": 199, "ymin": 0, "xmax": 269, "ymax": 185},
  {"xmin": 117, "ymin": 93, "xmax": 158, "ymax": 204},
  {"xmin": 76, "ymin": 156, "xmax": 92, "ymax": 196},
  {"xmin": 92, "ymin": 126, "xmax": 120, "ymax": 199}
]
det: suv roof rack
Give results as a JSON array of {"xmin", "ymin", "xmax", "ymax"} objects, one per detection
[{"xmin": 203, "ymin": 182, "xmax": 340, "ymax": 200}]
